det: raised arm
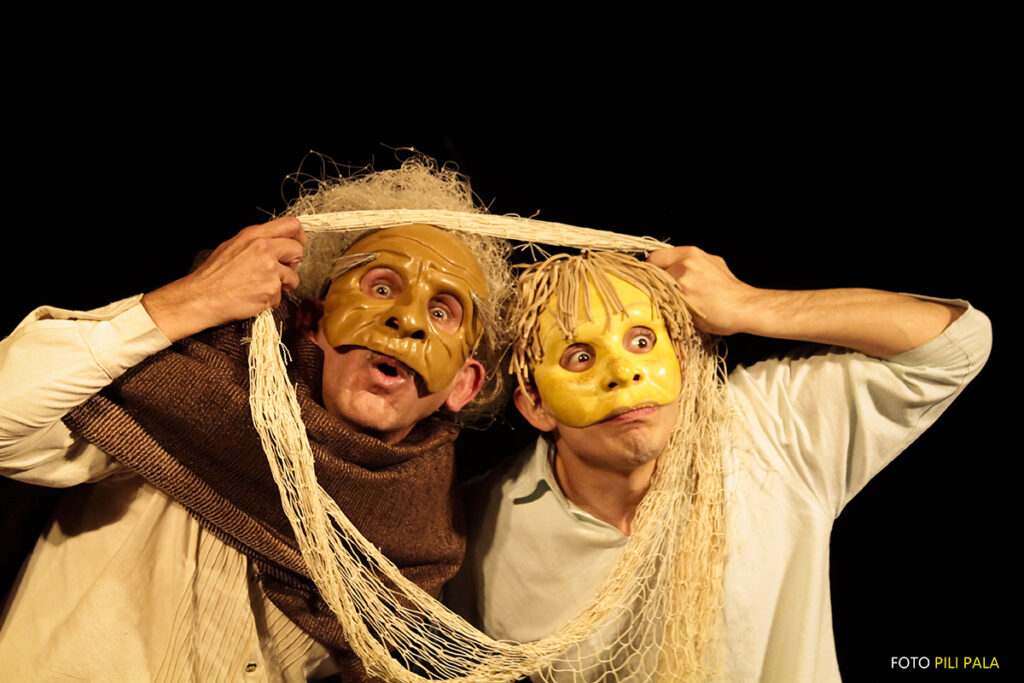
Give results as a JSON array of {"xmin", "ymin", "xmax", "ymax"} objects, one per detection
[
  {"xmin": 647, "ymin": 246, "xmax": 962, "ymax": 357},
  {"xmin": 0, "ymin": 217, "xmax": 305, "ymax": 484},
  {"xmin": 142, "ymin": 216, "xmax": 305, "ymax": 342}
]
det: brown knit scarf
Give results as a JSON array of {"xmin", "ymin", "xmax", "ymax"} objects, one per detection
[{"xmin": 63, "ymin": 303, "xmax": 466, "ymax": 681}]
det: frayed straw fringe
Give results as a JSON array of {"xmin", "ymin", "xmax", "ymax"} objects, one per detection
[{"xmin": 298, "ymin": 209, "xmax": 670, "ymax": 253}]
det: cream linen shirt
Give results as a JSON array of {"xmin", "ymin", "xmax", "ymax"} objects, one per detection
[
  {"xmin": 453, "ymin": 301, "xmax": 991, "ymax": 682},
  {"xmin": 0, "ymin": 297, "xmax": 336, "ymax": 682}
]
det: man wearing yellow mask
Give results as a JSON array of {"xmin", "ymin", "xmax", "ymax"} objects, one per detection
[{"xmin": 452, "ymin": 249, "xmax": 991, "ymax": 681}]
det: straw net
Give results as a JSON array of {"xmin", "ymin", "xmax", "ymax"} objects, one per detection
[{"xmin": 248, "ymin": 215, "xmax": 730, "ymax": 681}]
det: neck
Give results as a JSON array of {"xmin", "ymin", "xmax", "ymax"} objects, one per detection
[{"xmin": 551, "ymin": 443, "xmax": 656, "ymax": 536}]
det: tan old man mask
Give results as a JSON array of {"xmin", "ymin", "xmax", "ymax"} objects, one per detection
[{"xmin": 321, "ymin": 224, "xmax": 489, "ymax": 393}]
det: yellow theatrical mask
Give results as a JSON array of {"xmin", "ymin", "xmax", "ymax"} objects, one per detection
[
  {"xmin": 321, "ymin": 224, "xmax": 488, "ymax": 393},
  {"xmin": 532, "ymin": 275, "xmax": 682, "ymax": 428}
]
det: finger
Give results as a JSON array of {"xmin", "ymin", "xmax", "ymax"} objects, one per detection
[
  {"xmin": 279, "ymin": 265, "xmax": 301, "ymax": 293},
  {"xmin": 648, "ymin": 246, "xmax": 708, "ymax": 274},
  {"xmin": 645, "ymin": 246, "xmax": 689, "ymax": 268},
  {"xmin": 266, "ymin": 236, "xmax": 304, "ymax": 269},
  {"xmin": 273, "ymin": 216, "xmax": 307, "ymax": 246},
  {"xmin": 244, "ymin": 216, "xmax": 306, "ymax": 245}
]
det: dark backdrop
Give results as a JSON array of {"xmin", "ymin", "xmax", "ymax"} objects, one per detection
[{"xmin": 2, "ymin": 4, "xmax": 1011, "ymax": 680}]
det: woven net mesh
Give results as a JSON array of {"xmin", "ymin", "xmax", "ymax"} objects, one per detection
[{"xmin": 248, "ymin": 212, "xmax": 731, "ymax": 681}]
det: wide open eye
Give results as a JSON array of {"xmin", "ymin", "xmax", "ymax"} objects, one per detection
[
  {"xmin": 360, "ymin": 267, "xmax": 403, "ymax": 299},
  {"xmin": 559, "ymin": 344, "xmax": 596, "ymax": 372},
  {"xmin": 428, "ymin": 293, "xmax": 464, "ymax": 333},
  {"xmin": 624, "ymin": 326, "xmax": 657, "ymax": 354}
]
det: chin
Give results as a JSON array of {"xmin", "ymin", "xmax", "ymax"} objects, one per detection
[
  {"xmin": 330, "ymin": 386, "xmax": 448, "ymax": 444},
  {"xmin": 619, "ymin": 434, "xmax": 666, "ymax": 465},
  {"xmin": 325, "ymin": 392, "xmax": 401, "ymax": 432},
  {"xmin": 350, "ymin": 411, "xmax": 406, "ymax": 435}
]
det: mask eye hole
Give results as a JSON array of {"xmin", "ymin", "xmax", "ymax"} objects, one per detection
[
  {"xmin": 360, "ymin": 267, "xmax": 403, "ymax": 299},
  {"xmin": 559, "ymin": 343, "xmax": 596, "ymax": 372},
  {"xmin": 624, "ymin": 326, "xmax": 657, "ymax": 354},
  {"xmin": 428, "ymin": 293, "xmax": 464, "ymax": 333}
]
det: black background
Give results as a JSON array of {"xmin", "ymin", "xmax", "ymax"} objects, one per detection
[{"xmin": 2, "ymin": 3, "xmax": 1012, "ymax": 680}]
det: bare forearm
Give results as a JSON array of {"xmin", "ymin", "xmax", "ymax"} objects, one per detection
[
  {"xmin": 734, "ymin": 288, "xmax": 963, "ymax": 357},
  {"xmin": 142, "ymin": 217, "xmax": 305, "ymax": 343},
  {"xmin": 647, "ymin": 246, "xmax": 964, "ymax": 357},
  {"xmin": 141, "ymin": 281, "xmax": 223, "ymax": 343}
]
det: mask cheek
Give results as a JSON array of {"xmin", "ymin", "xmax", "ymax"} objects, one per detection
[
  {"xmin": 420, "ymin": 333, "xmax": 470, "ymax": 393},
  {"xmin": 322, "ymin": 298, "xmax": 383, "ymax": 348},
  {"xmin": 646, "ymin": 348, "xmax": 683, "ymax": 402},
  {"xmin": 533, "ymin": 365, "xmax": 608, "ymax": 428}
]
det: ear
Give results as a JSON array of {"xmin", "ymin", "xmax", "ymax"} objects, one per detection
[
  {"xmin": 513, "ymin": 384, "xmax": 558, "ymax": 432},
  {"xmin": 296, "ymin": 297, "xmax": 325, "ymax": 339},
  {"xmin": 443, "ymin": 358, "xmax": 487, "ymax": 413},
  {"xmin": 310, "ymin": 317, "xmax": 334, "ymax": 355}
]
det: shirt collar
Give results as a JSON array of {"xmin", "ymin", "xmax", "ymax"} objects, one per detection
[
  {"xmin": 509, "ymin": 436, "xmax": 625, "ymax": 535},
  {"xmin": 509, "ymin": 436, "xmax": 558, "ymax": 501}
]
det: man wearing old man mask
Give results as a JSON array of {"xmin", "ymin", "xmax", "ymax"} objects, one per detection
[
  {"xmin": 314, "ymin": 223, "xmax": 492, "ymax": 442},
  {"xmin": 0, "ymin": 157, "xmax": 511, "ymax": 681}
]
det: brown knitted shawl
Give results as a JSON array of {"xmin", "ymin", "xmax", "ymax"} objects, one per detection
[{"xmin": 62, "ymin": 303, "xmax": 465, "ymax": 681}]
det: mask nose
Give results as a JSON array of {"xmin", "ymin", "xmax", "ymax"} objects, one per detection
[
  {"xmin": 604, "ymin": 356, "xmax": 643, "ymax": 390},
  {"xmin": 383, "ymin": 295, "xmax": 427, "ymax": 341}
]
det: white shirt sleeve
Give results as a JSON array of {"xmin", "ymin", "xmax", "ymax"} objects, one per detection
[
  {"xmin": 0, "ymin": 296, "xmax": 172, "ymax": 486},
  {"xmin": 726, "ymin": 300, "xmax": 992, "ymax": 517}
]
